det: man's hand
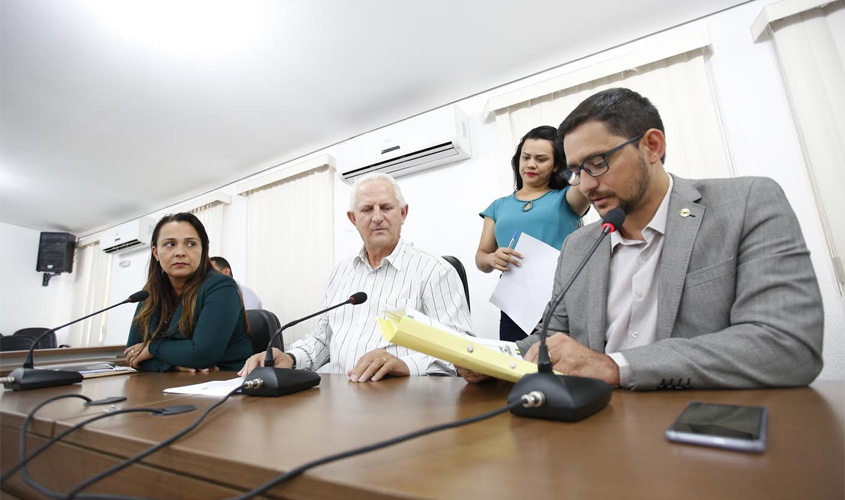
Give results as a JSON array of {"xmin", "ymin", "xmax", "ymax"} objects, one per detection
[
  {"xmin": 238, "ymin": 348, "xmax": 292, "ymax": 377},
  {"xmin": 523, "ymin": 333, "xmax": 620, "ymax": 386},
  {"xmin": 457, "ymin": 366, "xmax": 491, "ymax": 384},
  {"xmin": 348, "ymin": 349, "xmax": 409, "ymax": 382}
]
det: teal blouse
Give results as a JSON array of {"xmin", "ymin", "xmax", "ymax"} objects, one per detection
[
  {"xmin": 127, "ymin": 270, "xmax": 253, "ymax": 371},
  {"xmin": 480, "ymin": 187, "xmax": 581, "ymax": 250}
]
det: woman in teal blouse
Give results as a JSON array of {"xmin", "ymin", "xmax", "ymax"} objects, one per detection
[
  {"xmin": 477, "ymin": 125, "xmax": 590, "ymax": 341},
  {"xmin": 125, "ymin": 213, "xmax": 253, "ymax": 372}
]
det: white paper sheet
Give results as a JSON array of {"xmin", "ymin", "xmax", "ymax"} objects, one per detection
[
  {"xmin": 489, "ymin": 232, "xmax": 560, "ymax": 334},
  {"xmin": 163, "ymin": 377, "xmax": 244, "ymax": 396}
]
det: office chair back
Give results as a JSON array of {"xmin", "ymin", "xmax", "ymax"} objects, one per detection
[
  {"xmin": 246, "ymin": 309, "xmax": 283, "ymax": 354},
  {"xmin": 0, "ymin": 335, "xmax": 38, "ymax": 352},
  {"xmin": 13, "ymin": 327, "xmax": 56, "ymax": 349},
  {"xmin": 442, "ymin": 255, "xmax": 471, "ymax": 312}
]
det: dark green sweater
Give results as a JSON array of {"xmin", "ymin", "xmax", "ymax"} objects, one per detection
[{"xmin": 127, "ymin": 271, "xmax": 253, "ymax": 371}]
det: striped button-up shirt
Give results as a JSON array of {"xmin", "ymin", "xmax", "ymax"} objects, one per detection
[{"xmin": 287, "ymin": 239, "xmax": 474, "ymax": 375}]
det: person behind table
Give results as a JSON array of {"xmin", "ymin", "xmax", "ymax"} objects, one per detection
[
  {"xmin": 239, "ymin": 172, "xmax": 474, "ymax": 382},
  {"xmin": 210, "ymin": 256, "xmax": 263, "ymax": 310},
  {"xmin": 125, "ymin": 213, "xmax": 253, "ymax": 372},
  {"xmin": 476, "ymin": 125, "xmax": 589, "ymax": 341},
  {"xmin": 462, "ymin": 87, "xmax": 823, "ymax": 389}
]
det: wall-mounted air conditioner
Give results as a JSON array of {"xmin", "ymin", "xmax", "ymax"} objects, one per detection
[
  {"xmin": 100, "ymin": 217, "xmax": 155, "ymax": 254},
  {"xmin": 339, "ymin": 105, "xmax": 471, "ymax": 183}
]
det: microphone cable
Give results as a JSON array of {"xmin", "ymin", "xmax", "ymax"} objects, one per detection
[
  {"xmin": 7, "ymin": 387, "xmax": 536, "ymax": 500},
  {"xmin": 63, "ymin": 383, "xmax": 246, "ymax": 500},
  {"xmin": 1, "ymin": 382, "xmax": 246, "ymax": 500},
  {"xmin": 2, "ymin": 393, "xmax": 175, "ymax": 500}
]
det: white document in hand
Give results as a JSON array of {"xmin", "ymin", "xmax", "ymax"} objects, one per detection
[{"xmin": 489, "ymin": 232, "xmax": 560, "ymax": 334}]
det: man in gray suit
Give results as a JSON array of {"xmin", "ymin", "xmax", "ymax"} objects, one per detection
[{"xmin": 465, "ymin": 88, "xmax": 824, "ymax": 390}]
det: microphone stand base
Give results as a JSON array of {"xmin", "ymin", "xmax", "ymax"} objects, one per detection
[
  {"xmin": 3, "ymin": 368, "xmax": 83, "ymax": 391},
  {"xmin": 243, "ymin": 367, "xmax": 321, "ymax": 397},
  {"xmin": 508, "ymin": 372, "xmax": 612, "ymax": 422}
]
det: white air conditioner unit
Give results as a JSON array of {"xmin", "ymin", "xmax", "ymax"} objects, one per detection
[
  {"xmin": 100, "ymin": 217, "xmax": 155, "ymax": 254},
  {"xmin": 339, "ymin": 105, "xmax": 471, "ymax": 183}
]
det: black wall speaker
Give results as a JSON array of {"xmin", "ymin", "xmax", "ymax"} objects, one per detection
[{"xmin": 36, "ymin": 232, "xmax": 76, "ymax": 274}]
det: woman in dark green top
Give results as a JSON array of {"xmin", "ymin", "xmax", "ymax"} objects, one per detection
[{"xmin": 125, "ymin": 213, "xmax": 252, "ymax": 372}]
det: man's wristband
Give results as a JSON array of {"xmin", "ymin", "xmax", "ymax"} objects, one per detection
[{"xmin": 284, "ymin": 352, "xmax": 297, "ymax": 369}]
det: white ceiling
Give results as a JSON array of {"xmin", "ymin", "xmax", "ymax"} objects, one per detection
[{"xmin": 0, "ymin": 0, "xmax": 749, "ymax": 235}]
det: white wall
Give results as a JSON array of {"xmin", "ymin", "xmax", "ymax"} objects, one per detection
[
  {"xmin": 5, "ymin": 0, "xmax": 842, "ymax": 379},
  {"xmin": 0, "ymin": 223, "xmax": 75, "ymax": 344}
]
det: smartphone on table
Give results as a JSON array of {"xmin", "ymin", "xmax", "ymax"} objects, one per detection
[{"xmin": 665, "ymin": 401, "xmax": 767, "ymax": 453}]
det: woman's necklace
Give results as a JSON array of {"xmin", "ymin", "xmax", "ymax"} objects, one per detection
[{"xmin": 514, "ymin": 189, "xmax": 553, "ymax": 212}]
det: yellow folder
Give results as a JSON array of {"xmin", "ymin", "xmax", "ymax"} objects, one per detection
[{"xmin": 377, "ymin": 311, "xmax": 540, "ymax": 383}]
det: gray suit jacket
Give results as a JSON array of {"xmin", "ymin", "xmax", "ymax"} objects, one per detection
[{"xmin": 517, "ymin": 175, "xmax": 824, "ymax": 390}]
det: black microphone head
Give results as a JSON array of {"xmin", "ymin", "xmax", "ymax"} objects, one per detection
[
  {"xmin": 127, "ymin": 290, "xmax": 150, "ymax": 303},
  {"xmin": 601, "ymin": 207, "xmax": 626, "ymax": 233},
  {"xmin": 349, "ymin": 292, "xmax": 367, "ymax": 305}
]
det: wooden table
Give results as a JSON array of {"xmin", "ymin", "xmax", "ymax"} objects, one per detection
[{"xmin": 1, "ymin": 373, "xmax": 843, "ymax": 499}]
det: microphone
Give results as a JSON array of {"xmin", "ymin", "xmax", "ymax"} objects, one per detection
[
  {"xmin": 2, "ymin": 290, "xmax": 149, "ymax": 391},
  {"xmin": 243, "ymin": 292, "xmax": 368, "ymax": 397},
  {"xmin": 508, "ymin": 207, "xmax": 625, "ymax": 421}
]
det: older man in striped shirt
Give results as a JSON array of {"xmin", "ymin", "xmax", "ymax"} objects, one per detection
[{"xmin": 240, "ymin": 172, "xmax": 474, "ymax": 382}]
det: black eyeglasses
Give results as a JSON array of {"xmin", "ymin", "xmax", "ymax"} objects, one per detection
[{"xmin": 563, "ymin": 135, "xmax": 643, "ymax": 186}]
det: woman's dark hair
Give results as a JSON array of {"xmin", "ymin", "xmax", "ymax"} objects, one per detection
[
  {"xmin": 134, "ymin": 213, "xmax": 212, "ymax": 343},
  {"xmin": 510, "ymin": 125, "xmax": 567, "ymax": 190}
]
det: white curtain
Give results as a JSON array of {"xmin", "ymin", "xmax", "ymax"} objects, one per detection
[
  {"xmin": 766, "ymin": 1, "xmax": 845, "ymax": 291},
  {"xmin": 244, "ymin": 165, "xmax": 335, "ymax": 348},
  {"xmin": 190, "ymin": 201, "xmax": 226, "ymax": 258},
  {"xmin": 68, "ymin": 242, "xmax": 113, "ymax": 346},
  {"xmin": 493, "ymin": 48, "xmax": 733, "ymax": 224}
]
